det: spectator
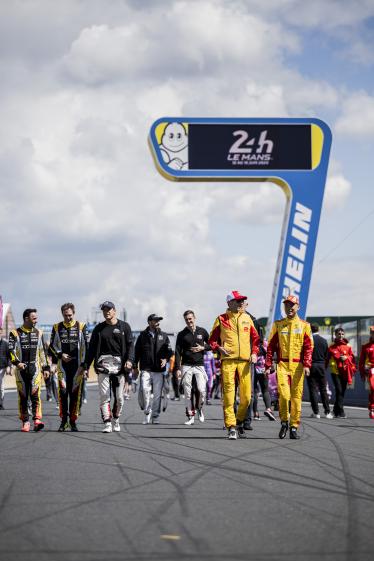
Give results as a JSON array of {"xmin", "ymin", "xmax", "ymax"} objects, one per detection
[
  {"xmin": 0, "ymin": 328, "xmax": 11, "ymax": 410},
  {"xmin": 307, "ymin": 324, "xmax": 333, "ymax": 419},
  {"xmin": 358, "ymin": 325, "xmax": 374, "ymax": 419},
  {"xmin": 327, "ymin": 327, "xmax": 356, "ymax": 419}
]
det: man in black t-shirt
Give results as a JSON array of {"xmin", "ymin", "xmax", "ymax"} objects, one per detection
[
  {"xmin": 86, "ymin": 301, "xmax": 134, "ymax": 433},
  {"xmin": 175, "ymin": 310, "xmax": 210, "ymax": 425}
]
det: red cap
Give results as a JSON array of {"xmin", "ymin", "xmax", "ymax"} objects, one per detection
[
  {"xmin": 226, "ymin": 290, "xmax": 247, "ymax": 303},
  {"xmin": 283, "ymin": 295, "xmax": 299, "ymax": 305}
]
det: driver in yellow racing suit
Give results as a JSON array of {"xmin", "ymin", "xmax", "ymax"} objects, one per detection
[{"xmin": 265, "ymin": 295, "xmax": 313, "ymax": 440}]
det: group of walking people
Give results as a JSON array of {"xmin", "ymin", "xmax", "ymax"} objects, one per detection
[{"xmin": 1, "ymin": 290, "xmax": 374, "ymax": 437}]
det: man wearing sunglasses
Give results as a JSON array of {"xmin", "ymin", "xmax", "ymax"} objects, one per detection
[{"xmin": 209, "ymin": 291, "xmax": 259, "ymax": 440}]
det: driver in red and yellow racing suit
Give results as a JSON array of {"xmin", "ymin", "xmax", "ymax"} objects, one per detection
[
  {"xmin": 265, "ymin": 295, "xmax": 313, "ymax": 440},
  {"xmin": 209, "ymin": 291, "xmax": 259, "ymax": 440}
]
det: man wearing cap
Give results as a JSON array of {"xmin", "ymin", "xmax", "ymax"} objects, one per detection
[
  {"xmin": 133, "ymin": 314, "xmax": 174, "ymax": 424},
  {"xmin": 265, "ymin": 295, "xmax": 313, "ymax": 440},
  {"xmin": 359, "ymin": 326, "xmax": 374, "ymax": 419},
  {"xmin": 209, "ymin": 291, "xmax": 260, "ymax": 440},
  {"xmin": 86, "ymin": 302, "xmax": 134, "ymax": 433}
]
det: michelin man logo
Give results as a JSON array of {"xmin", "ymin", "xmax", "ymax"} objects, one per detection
[{"xmin": 159, "ymin": 122, "xmax": 189, "ymax": 170}]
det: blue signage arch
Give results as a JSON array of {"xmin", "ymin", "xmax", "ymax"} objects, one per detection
[{"xmin": 148, "ymin": 117, "xmax": 332, "ymax": 331}]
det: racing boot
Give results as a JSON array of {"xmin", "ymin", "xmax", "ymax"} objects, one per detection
[
  {"xmin": 21, "ymin": 421, "xmax": 31, "ymax": 432},
  {"xmin": 289, "ymin": 426, "xmax": 300, "ymax": 440},
  {"xmin": 58, "ymin": 418, "xmax": 69, "ymax": 432},
  {"xmin": 70, "ymin": 420, "xmax": 79, "ymax": 432},
  {"xmin": 278, "ymin": 421, "xmax": 288, "ymax": 439},
  {"xmin": 33, "ymin": 419, "xmax": 45, "ymax": 432}
]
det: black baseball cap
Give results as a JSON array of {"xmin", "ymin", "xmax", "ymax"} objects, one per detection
[
  {"xmin": 100, "ymin": 301, "xmax": 115, "ymax": 310},
  {"xmin": 147, "ymin": 313, "xmax": 163, "ymax": 322}
]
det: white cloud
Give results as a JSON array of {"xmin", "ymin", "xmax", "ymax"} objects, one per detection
[
  {"xmin": 323, "ymin": 173, "xmax": 352, "ymax": 210},
  {"xmin": 0, "ymin": 0, "xmax": 372, "ymax": 327},
  {"xmin": 335, "ymin": 91, "xmax": 374, "ymax": 137}
]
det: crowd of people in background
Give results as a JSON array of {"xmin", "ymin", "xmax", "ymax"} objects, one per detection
[{"xmin": 1, "ymin": 291, "xmax": 373, "ymax": 439}]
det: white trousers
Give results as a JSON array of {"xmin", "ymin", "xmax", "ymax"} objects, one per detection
[
  {"xmin": 182, "ymin": 365, "xmax": 207, "ymax": 412},
  {"xmin": 98, "ymin": 373, "xmax": 125, "ymax": 422},
  {"xmin": 140, "ymin": 370, "xmax": 165, "ymax": 419}
]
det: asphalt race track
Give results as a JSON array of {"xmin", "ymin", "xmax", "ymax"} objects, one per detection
[{"xmin": 0, "ymin": 385, "xmax": 373, "ymax": 561}]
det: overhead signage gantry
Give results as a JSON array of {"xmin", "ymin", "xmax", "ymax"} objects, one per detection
[{"xmin": 149, "ymin": 118, "xmax": 332, "ymax": 331}]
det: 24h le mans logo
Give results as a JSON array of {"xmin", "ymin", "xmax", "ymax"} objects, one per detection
[{"xmin": 227, "ymin": 129, "xmax": 274, "ymax": 166}]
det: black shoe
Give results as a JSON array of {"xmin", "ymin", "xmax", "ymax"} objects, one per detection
[
  {"xmin": 289, "ymin": 426, "xmax": 300, "ymax": 439},
  {"xmin": 279, "ymin": 422, "xmax": 288, "ymax": 439},
  {"xmin": 70, "ymin": 421, "xmax": 78, "ymax": 432},
  {"xmin": 58, "ymin": 420, "xmax": 68, "ymax": 432},
  {"xmin": 243, "ymin": 421, "xmax": 253, "ymax": 431},
  {"xmin": 237, "ymin": 425, "xmax": 247, "ymax": 439}
]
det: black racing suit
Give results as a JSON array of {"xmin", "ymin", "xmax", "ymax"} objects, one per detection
[
  {"xmin": 49, "ymin": 321, "xmax": 88, "ymax": 422},
  {"xmin": 9, "ymin": 327, "xmax": 49, "ymax": 421}
]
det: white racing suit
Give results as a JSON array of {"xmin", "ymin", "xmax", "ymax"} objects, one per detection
[{"xmin": 97, "ymin": 355, "xmax": 125, "ymax": 422}]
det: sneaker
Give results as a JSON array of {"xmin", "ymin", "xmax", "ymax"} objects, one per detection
[
  {"xmin": 142, "ymin": 412, "xmax": 152, "ymax": 425},
  {"xmin": 243, "ymin": 421, "xmax": 253, "ymax": 431},
  {"xmin": 21, "ymin": 421, "xmax": 30, "ymax": 432},
  {"xmin": 184, "ymin": 416, "xmax": 195, "ymax": 426},
  {"xmin": 310, "ymin": 413, "xmax": 321, "ymax": 419},
  {"xmin": 102, "ymin": 421, "xmax": 113, "ymax": 433},
  {"xmin": 58, "ymin": 419, "xmax": 69, "ymax": 432},
  {"xmin": 124, "ymin": 394, "xmax": 130, "ymax": 400},
  {"xmin": 227, "ymin": 427, "xmax": 237, "ymax": 440},
  {"xmin": 279, "ymin": 422, "xmax": 288, "ymax": 439},
  {"xmin": 264, "ymin": 409, "xmax": 276, "ymax": 421},
  {"xmin": 70, "ymin": 421, "xmax": 79, "ymax": 432},
  {"xmin": 197, "ymin": 409, "xmax": 205, "ymax": 423},
  {"xmin": 325, "ymin": 412, "xmax": 334, "ymax": 419},
  {"xmin": 289, "ymin": 426, "xmax": 300, "ymax": 440},
  {"xmin": 152, "ymin": 418, "xmax": 160, "ymax": 425},
  {"xmin": 83, "ymin": 398, "xmax": 87, "ymax": 404},
  {"xmin": 254, "ymin": 413, "xmax": 261, "ymax": 421},
  {"xmin": 206, "ymin": 399, "xmax": 211, "ymax": 405},
  {"xmin": 0, "ymin": 403, "xmax": 4, "ymax": 410},
  {"xmin": 369, "ymin": 410, "xmax": 374, "ymax": 419},
  {"xmin": 113, "ymin": 418, "xmax": 120, "ymax": 432},
  {"xmin": 339, "ymin": 413, "xmax": 347, "ymax": 419},
  {"xmin": 174, "ymin": 397, "xmax": 180, "ymax": 401},
  {"xmin": 237, "ymin": 425, "xmax": 247, "ymax": 439},
  {"xmin": 47, "ymin": 397, "xmax": 52, "ymax": 402},
  {"xmin": 33, "ymin": 419, "xmax": 45, "ymax": 432}
]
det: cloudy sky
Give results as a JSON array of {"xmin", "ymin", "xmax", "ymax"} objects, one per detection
[{"xmin": 1, "ymin": 0, "xmax": 374, "ymax": 331}]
